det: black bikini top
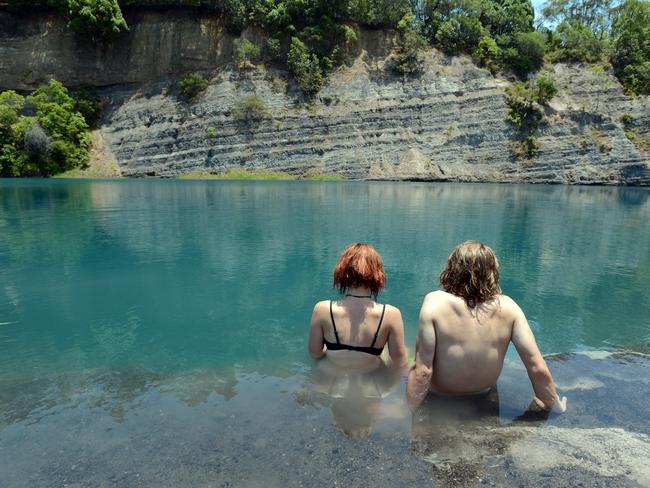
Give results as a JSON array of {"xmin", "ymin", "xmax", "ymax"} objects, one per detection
[{"xmin": 324, "ymin": 300, "xmax": 386, "ymax": 356}]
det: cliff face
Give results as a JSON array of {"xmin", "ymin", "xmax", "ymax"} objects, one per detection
[{"xmin": 1, "ymin": 8, "xmax": 649, "ymax": 184}]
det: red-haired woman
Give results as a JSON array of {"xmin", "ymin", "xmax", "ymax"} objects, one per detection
[{"xmin": 309, "ymin": 243, "xmax": 407, "ymax": 368}]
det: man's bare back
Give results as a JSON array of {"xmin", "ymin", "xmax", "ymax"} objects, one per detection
[{"xmin": 406, "ymin": 242, "xmax": 566, "ymax": 413}]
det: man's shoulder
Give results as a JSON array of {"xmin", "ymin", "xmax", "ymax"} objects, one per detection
[
  {"xmin": 421, "ymin": 290, "xmax": 459, "ymax": 312},
  {"xmin": 494, "ymin": 294, "xmax": 525, "ymax": 318},
  {"xmin": 424, "ymin": 290, "xmax": 460, "ymax": 304}
]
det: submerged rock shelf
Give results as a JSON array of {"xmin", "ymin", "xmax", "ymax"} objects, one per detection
[{"xmin": 1, "ymin": 351, "xmax": 648, "ymax": 487}]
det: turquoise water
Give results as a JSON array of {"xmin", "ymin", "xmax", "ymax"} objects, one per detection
[
  {"xmin": 1, "ymin": 180, "xmax": 648, "ymax": 374},
  {"xmin": 1, "ymin": 180, "xmax": 649, "ymax": 487}
]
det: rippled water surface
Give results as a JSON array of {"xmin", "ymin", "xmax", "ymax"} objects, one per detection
[{"xmin": 1, "ymin": 180, "xmax": 649, "ymax": 487}]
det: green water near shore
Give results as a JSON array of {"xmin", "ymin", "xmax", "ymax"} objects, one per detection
[{"xmin": 1, "ymin": 180, "xmax": 649, "ymax": 487}]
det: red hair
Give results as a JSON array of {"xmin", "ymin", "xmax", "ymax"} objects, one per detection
[{"xmin": 333, "ymin": 243, "xmax": 386, "ymax": 296}]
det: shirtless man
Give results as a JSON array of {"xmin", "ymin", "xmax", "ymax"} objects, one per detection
[{"xmin": 407, "ymin": 241, "xmax": 566, "ymax": 413}]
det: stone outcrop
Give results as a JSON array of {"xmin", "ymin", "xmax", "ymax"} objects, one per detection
[{"xmin": 0, "ymin": 8, "xmax": 648, "ymax": 184}]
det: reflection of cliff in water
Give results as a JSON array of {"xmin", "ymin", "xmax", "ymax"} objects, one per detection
[{"xmin": 1, "ymin": 181, "xmax": 649, "ymax": 376}]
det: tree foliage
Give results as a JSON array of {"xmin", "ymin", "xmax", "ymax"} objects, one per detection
[
  {"xmin": 180, "ymin": 73, "xmax": 209, "ymax": 101},
  {"xmin": 0, "ymin": 81, "xmax": 91, "ymax": 177},
  {"xmin": 48, "ymin": 0, "xmax": 129, "ymax": 35},
  {"xmin": 421, "ymin": 0, "xmax": 540, "ymax": 76},
  {"xmin": 610, "ymin": 0, "xmax": 650, "ymax": 94},
  {"xmin": 287, "ymin": 37, "xmax": 324, "ymax": 97}
]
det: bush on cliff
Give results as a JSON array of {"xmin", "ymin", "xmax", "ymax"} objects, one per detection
[
  {"xmin": 394, "ymin": 14, "xmax": 427, "ymax": 75},
  {"xmin": 505, "ymin": 73, "xmax": 558, "ymax": 130},
  {"xmin": 287, "ymin": 37, "xmax": 324, "ymax": 97},
  {"xmin": 231, "ymin": 94, "xmax": 269, "ymax": 120},
  {"xmin": 48, "ymin": 0, "xmax": 129, "ymax": 35},
  {"xmin": 180, "ymin": 73, "xmax": 209, "ymax": 101},
  {"xmin": 0, "ymin": 81, "xmax": 90, "ymax": 177},
  {"xmin": 234, "ymin": 38, "xmax": 261, "ymax": 68}
]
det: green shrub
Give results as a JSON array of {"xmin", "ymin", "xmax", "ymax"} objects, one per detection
[
  {"xmin": 73, "ymin": 86, "xmax": 103, "ymax": 128},
  {"xmin": 473, "ymin": 36, "xmax": 501, "ymax": 72},
  {"xmin": 266, "ymin": 37, "xmax": 282, "ymax": 60},
  {"xmin": 499, "ymin": 31, "xmax": 546, "ymax": 77},
  {"xmin": 620, "ymin": 112, "xmax": 634, "ymax": 125},
  {"xmin": 394, "ymin": 14, "xmax": 427, "ymax": 75},
  {"xmin": 287, "ymin": 37, "xmax": 323, "ymax": 97},
  {"xmin": 505, "ymin": 82, "xmax": 542, "ymax": 130},
  {"xmin": 232, "ymin": 94, "xmax": 269, "ymax": 120},
  {"xmin": 0, "ymin": 80, "xmax": 91, "ymax": 177},
  {"xmin": 234, "ymin": 38, "xmax": 261, "ymax": 67},
  {"xmin": 534, "ymin": 72, "xmax": 559, "ymax": 104},
  {"xmin": 505, "ymin": 73, "xmax": 558, "ymax": 130},
  {"xmin": 547, "ymin": 21, "xmax": 608, "ymax": 63},
  {"xmin": 435, "ymin": 14, "xmax": 487, "ymax": 55},
  {"xmin": 180, "ymin": 73, "xmax": 209, "ymax": 101}
]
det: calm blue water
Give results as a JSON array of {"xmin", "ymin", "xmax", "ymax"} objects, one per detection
[
  {"xmin": 1, "ymin": 180, "xmax": 650, "ymax": 487},
  {"xmin": 0, "ymin": 180, "xmax": 649, "ymax": 375}
]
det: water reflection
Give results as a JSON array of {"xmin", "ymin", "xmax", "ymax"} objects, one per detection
[
  {"xmin": 0, "ymin": 353, "xmax": 649, "ymax": 487},
  {"xmin": 309, "ymin": 357, "xmax": 401, "ymax": 437},
  {"xmin": 1, "ymin": 180, "xmax": 649, "ymax": 375}
]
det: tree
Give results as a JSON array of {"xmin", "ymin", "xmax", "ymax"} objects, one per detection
[
  {"xmin": 28, "ymin": 80, "xmax": 90, "ymax": 172},
  {"xmin": 611, "ymin": 0, "xmax": 650, "ymax": 94},
  {"xmin": 500, "ymin": 31, "xmax": 546, "ymax": 76},
  {"xmin": 394, "ymin": 14, "xmax": 427, "ymax": 74},
  {"xmin": 234, "ymin": 38, "xmax": 261, "ymax": 67},
  {"xmin": 548, "ymin": 20, "xmax": 608, "ymax": 63},
  {"xmin": 48, "ymin": 0, "xmax": 129, "ymax": 35},
  {"xmin": 287, "ymin": 37, "xmax": 323, "ymax": 97},
  {"xmin": 541, "ymin": 0, "xmax": 614, "ymax": 39}
]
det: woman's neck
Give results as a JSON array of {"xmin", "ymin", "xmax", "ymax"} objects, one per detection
[{"xmin": 346, "ymin": 286, "xmax": 373, "ymax": 298}]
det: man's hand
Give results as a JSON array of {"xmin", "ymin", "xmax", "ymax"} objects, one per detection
[
  {"xmin": 528, "ymin": 393, "xmax": 567, "ymax": 414},
  {"xmin": 406, "ymin": 295, "xmax": 438, "ymax": 412},
  {"xmin": 552, "ymin": 394, "xmax": 567, "ymax": 413}
]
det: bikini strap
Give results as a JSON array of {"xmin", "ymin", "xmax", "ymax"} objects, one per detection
[
  {"xmin": 330, "ymin": 300, "xmax": 341, "ymax": 344},
  {"xmin": 370, "ymin": 304, "xmax": 386, "ymax": 348}
]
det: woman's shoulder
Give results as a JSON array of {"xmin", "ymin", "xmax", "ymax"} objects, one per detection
[
  {"xmin": 312, "ymin": 300, "xmax": 332, "ymax": 313},
  {"xmin": 377, "ymin": 303, "xmax": 403, "ymax": 323}
]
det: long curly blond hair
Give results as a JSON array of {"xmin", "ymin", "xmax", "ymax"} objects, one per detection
[{"xmin": 439, "ymin": 241, "xmax": 501, "ymax": 306}]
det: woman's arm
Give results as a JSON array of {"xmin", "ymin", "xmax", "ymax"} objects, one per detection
[
  {"xmin": 308, "ymin": 301, "xmax": 326, "ymax": 359},
  {"xmin": 386, "ymin": 307, "xmax": 408, "ymax": 367}
]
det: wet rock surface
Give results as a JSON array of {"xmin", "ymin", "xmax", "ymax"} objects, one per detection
[{"xmin": 0, "ymin": 352, "xmax": 649, "ymax": 487}]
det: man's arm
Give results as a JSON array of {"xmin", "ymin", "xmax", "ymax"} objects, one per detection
[
  {"xmin": 407, "ymin": 295, "xmax": 437, "ymax": 411},
  {"xmin": 509, "ymin": 299, "xmax": 561, "ymax": 411},
  {"xmin": 308, "ymin": 302, "xmax": 326, "ymax": 359}
]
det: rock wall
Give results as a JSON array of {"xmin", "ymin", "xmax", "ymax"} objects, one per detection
[
  {"xmin": 102, "ymin": 56, "xmax": 650, "ymax": 184},
  {"xmin": 0, "ymin": 8, "xmax": 648, "ymax": 184}
]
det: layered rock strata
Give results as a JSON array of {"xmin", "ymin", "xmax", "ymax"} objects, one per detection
[{"xmin": 0, "ymin": 8, "xmax": 648, "ymax": 184}]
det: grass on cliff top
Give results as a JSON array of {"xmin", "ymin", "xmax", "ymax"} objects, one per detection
[{"xmin": 177, "ymin": 169, "xmax": 344, "ymax": 181}]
